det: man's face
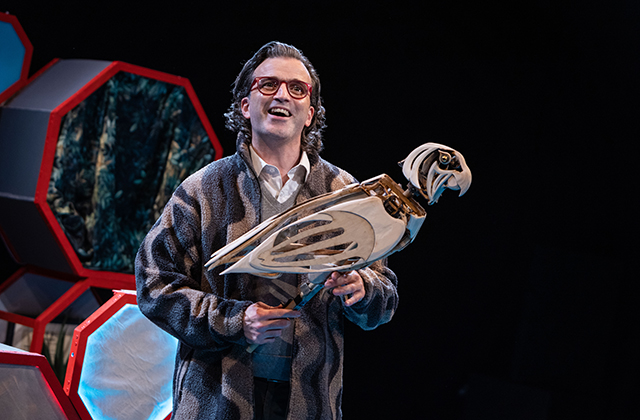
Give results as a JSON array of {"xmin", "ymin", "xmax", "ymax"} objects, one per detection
[{"xmin": 241, "ymin": 57, "xmax": 315, "ymax": 147}]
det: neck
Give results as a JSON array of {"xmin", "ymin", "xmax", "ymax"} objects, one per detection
[{"xmin": 251, "ymin": 137, "xmax": 302, "ymax": 183}]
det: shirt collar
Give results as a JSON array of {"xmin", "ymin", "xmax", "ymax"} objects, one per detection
[{"xmin": 249, "ymin": 145, "xmax": 310, "ymax": 183}]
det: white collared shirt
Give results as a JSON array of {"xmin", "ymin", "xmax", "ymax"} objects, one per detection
[{"xmin": 250, "ymin": 146, "xmax": 310, "ymax": 203}]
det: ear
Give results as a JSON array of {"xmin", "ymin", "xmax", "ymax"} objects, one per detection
[
  {"xmin": 305, "ymin": 106, "xmax": 315, "ymax": 127},
  {"xmin": 241, "ymin": 97, "xmax": 251, "ymax": 119}
]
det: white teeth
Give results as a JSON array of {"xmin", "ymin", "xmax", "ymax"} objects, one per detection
[{"xmin": 269, "ymin": 108, "xmax": 291, "ymax": 117}]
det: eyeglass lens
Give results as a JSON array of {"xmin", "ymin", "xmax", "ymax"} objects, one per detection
[{"xmin": 257, "ymin": 78, "xmax": 309, "ymax": 99}]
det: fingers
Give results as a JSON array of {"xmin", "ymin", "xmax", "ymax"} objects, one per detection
[
  {"xmin": 252, "ymin": 302, "xmax": 301, "ymax": 318},
  {"xmin": 323, "ymin": 271, "xmax": 350, "ymax": 288},
  {"xmin": 342, "ymin": 287, "xmax": 366, "ymax": 307},
  {"xmin": 324, "ymin": 271, "xmax": 365, "ymax": 307},
  {"xmin": 244, "ymin": 270, "xmax": 368, "ymax": 346},
  {"xmin": 243, "ymin": 302, "xmax": 300, "ymax": 345}
]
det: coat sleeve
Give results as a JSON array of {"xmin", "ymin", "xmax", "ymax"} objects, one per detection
[
  {"xmin": 135, "ymin": 183, "xmax": 252, "ymax": 351},
  {"xmin": 343, "ymin": 258, "xmax": 398, "ymax": 330}
]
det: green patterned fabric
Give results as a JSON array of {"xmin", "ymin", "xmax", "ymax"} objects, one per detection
[{"xmin": 47, "ymin": 71, "xmax": 216, "ymax": 273}]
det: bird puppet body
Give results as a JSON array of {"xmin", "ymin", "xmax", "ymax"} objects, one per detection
[{"xmin": 205, "ymin": 143, "xmax": 472, "ymax": 328}]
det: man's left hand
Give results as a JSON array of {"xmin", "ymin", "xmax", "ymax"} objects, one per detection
[{"xmin": 324, "ymin": 271, "xmax": 365, "ymax": 307}]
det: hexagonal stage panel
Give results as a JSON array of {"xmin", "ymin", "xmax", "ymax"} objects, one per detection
[
  {"xmin": 0, "ymin": 343, "xmax": 80, "ymax": 420},
  {"xmin": 64, "ymin": 290, "xmax": 177, "ymax": 420},
  {"xmin": 0, "ymin": 266, "xmax": 123, "ymax": 354},
  {"xmin": 0, "ymin": 59, "xmax": 222, "ymax": 284},
  {"xmin": 0, "ymin": 13, "xmax": 32, "ymax": 104}
]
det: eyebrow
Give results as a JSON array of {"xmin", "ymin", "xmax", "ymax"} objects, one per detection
[{"xmin": 255, "ymin": 76, "xmax": 312, "ymax": 84}]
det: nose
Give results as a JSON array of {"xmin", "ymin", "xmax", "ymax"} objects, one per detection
[{"xmin": 273, "ymin": 81, "xmax": 291, "ymax": 100}]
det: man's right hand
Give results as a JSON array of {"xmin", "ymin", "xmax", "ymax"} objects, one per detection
[{"xmin": 243, "ymin": 302, "xmax": 301, "ymax": 345}]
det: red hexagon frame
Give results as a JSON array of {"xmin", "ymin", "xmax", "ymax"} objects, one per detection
[
  {"xmin": 0, "ymin": 59, "xmax": 223, "ymax": 287},
  {"xmin": 64, "ymin": 290, "xmax": 174, "ymax": 420},
  {"xmin": 0, "ymin": 345, "xmax": 81, "ymax": 420},
  {"xmin": 0, "ymin": 265, "xmax": 129, "ymax": 354}
]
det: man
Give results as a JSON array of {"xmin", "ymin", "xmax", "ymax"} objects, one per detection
[{"xmin": 135, "ymin": 41, "xmax": 398, "ymax": 420}]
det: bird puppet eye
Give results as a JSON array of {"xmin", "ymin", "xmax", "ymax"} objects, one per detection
[{"xmin": 438, "ymin": 151, "xmax": 452, "ymax": 165}]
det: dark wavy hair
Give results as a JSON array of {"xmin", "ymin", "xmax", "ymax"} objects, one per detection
[{"xmin": 224, "ymin": 41, "xmax": 326, "ymax": 158}]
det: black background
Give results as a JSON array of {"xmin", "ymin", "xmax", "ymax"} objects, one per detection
[{"xmin": 1, "ymin": 1, "xmax": 638, "ymax": 418}]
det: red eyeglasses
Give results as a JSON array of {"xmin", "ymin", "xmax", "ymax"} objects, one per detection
[{"xmin": 250, "ymin": 77, "xmax": 312, "ymax": 100}]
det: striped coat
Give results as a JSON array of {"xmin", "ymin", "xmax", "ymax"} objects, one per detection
[{"xmin": 135, "ymin": 140, "xmax": 398, "ymax": 419}]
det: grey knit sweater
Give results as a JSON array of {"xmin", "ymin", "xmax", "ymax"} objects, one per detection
[{"xmin": 135, "ymin": 139, "xmax": 398, "ymax": 420}]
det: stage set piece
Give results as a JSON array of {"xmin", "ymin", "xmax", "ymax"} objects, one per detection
[
  {"xmin": 1, "ymin": 13, "xmax": 224, "ymax": 420},
  {"xmin": 0, "ymin": 343, "xmax": 80, "ymax": 420},
  {"xmin": 0, "ymin": 58, "xmax": 222, "ymax": 283},
  {"xmin": 64, "ymin": 290, "xmax": 177, "ymax": 420},
  {"xmin": 205, "ymin": 143, "xmax": 472, "ymax": 351},
  {"xmin": 0, "ymin": 12, "xmax": 32, "ymax": 104},
  {"xmin": 0, "ymin": 266, "xmax": 109, "ymax": 354}
]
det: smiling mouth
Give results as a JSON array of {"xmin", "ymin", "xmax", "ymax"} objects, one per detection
[{"xmin": 268, "ymin": 107, "xmax": 291, "ymax": 117}]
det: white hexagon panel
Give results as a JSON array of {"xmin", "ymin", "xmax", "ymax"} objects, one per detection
[{"xmin": 64, "ymin": 290, "xmax": 177, "ymax": 420}]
